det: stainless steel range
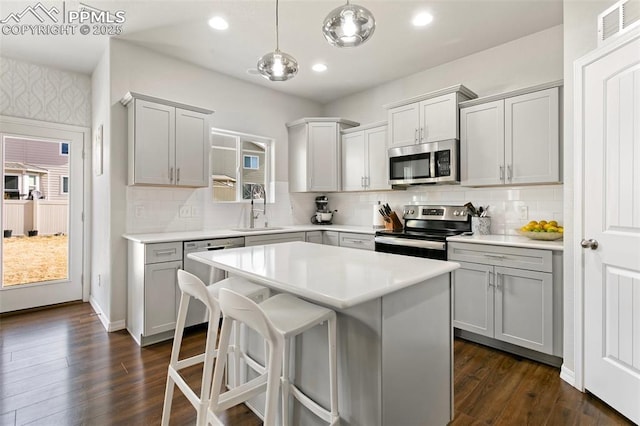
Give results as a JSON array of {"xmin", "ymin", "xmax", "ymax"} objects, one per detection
[{"xmin": 374, "ymin": 205, "xmax": 471, "ymax": 260}]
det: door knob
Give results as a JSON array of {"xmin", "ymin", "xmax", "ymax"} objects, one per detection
[{"xmin": 580, "ymin": 239, "xmax": 599, "ymax": 250}]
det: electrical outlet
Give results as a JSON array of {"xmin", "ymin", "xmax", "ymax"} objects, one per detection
[
  {"xmin": 97, "ymin": 274, "xmax": 101, "ymax": 287},
  {"xmin": 190, "ymin": 206, "xmax": 199, "ymax": 217},
  {"xmin": 135, "ymin": 205, "xmax": 145, "ymax": 218},
  {"xmin": 179, "ymin": 205, "xmax": 191, "ymax": 218},
  {"xmin": 519, "ymin": 206, "xmax": 528, "ymax": 221}
]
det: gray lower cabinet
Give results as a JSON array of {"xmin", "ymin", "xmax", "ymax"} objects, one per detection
[
  {"xmin": 305, "ymin": 231, "xmax": 324, "ymax": 244},
  {"xmin": 339, "ymin": 232, "xmax": 375, "ymax": 251},
  {"xmin": 448, "ymin": 242, "xmax": 562, "ymax": 361},
  {"xmin": 323, "ymin": 231, "xmax": 340, "ymax": 246},
  {"xmin": 244, "ymin": 232, "xmax": 306, "ymax": 246},
  {"xmin": 128, "ymin": 241, "xmax": 182, "ymax": 346}
]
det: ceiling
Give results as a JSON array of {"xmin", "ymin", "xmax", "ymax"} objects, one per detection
[{"xmin": 0, "ymin": 0, "xmax": 563, "ymax": 103}]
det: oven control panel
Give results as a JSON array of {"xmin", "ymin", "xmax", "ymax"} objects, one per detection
[{"xmin": 402, "ymin": 205, "xmax": 469, "ymax": 221}]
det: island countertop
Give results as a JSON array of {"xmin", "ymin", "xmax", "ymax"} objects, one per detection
[{"xmin": 187, "ymin": 241, "xmax": 459, "ymax": 309}]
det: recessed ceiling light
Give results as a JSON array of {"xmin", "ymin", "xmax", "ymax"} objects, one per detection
[
  {"xmin": 208, "ymin": 16, "xmax": 229, "ymax": 30},
  {"xmin": 412, "ymin": 12, "xmax": 433, "ymax": 27},
  {"xmin": 312, "ymin": 63, "xmax": 328, "ymax": 72}
]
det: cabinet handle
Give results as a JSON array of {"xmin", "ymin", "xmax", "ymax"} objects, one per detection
[
  {"xmin": 484, "ymin": 254, "xmax": 506, "ymax": 259},
  {"xmin": 495, "ymin": 272, "xmax": 501, "ymax": 290},
  {"xmin": 421, "ymin": 127, "xmax": 425, "ymax": 142},
  {"xmin": 154, "ymin": 249, "xmax": 176, "ymax": 256},
  {"xmin": 361, "ymin": 176, "xmax": 365, "ymax": 188},
  {"xmin": 365, "ymin": 176, "xmax": 370, "ymax": 188},
  {"xmin": 177, "ymin": 168, "xmax": 181, "ymax": 183},
  {"xmin": 414, "ymin": 128, "xmax": 418, "ymax": 143},
  {"xmin": 486, "ymin": 270, "xmax": 493, "ymax": 289},
  {"xmin": 507, "ymin": 165, "xmax": 512, "ymax": 182},
  {"xmin": 169, "ymin": 167, "xmax": 174, "ymax": 183},
  {"xmin": 499, "ymin": 166, "xmax": 504, "ymax": 182}
]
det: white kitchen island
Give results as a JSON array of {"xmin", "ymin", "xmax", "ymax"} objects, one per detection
[{"xmin": 188, "ymin": 241, "xmax": 459, "ymax": 426}]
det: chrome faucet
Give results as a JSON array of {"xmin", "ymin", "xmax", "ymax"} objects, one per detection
[{"xmin": 249, "ymin": 184, "xmax": 267, "ymax": 229}]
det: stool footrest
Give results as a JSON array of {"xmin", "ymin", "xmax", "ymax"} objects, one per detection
[
  {"xmin": 242, "ymin": 352, "xmax": 267, "ymax": 376},
  {"xmin": 289, "ymin": 383, "xmax": 333, "ymax": 424},
  {"xmin": 168, "ymin": 367, "xmax": 200, "ymax": 409},
  {"xmin": 215, "ymin": 374, "xmax": 268, "ymax": 412},
  {"xmin": 175, "ymin": 352, "xmax": 212, "ymax": 370}
]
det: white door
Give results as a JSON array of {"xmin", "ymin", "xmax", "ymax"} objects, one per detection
[
  {"xmin": 505, "ymin": 87, "xmax": 560, "ymax": 185},
  {"xmin": 365, "ymin": 126, "xmax": 390, "ymax": 191},
  {"xmin": 342, "ymin": 131, "xmax": 366, "ymax": 191},
  {"xmin": 308, "ymin": 122, "xmax": 339, "ymax": 191},
  {"xmin": 578, "ymin": 28, "xmax": 640, "ymax": 424},
  {"xmin": 175, "ymin": 108, "xmax": 209, "ymax": 187},
  {"xmin": 460, "ymin": 100, "xmax": 505, "ymax": 186},
  {"xmin": 419, "ymin": 93, "xmax": 457, "ymax": 143},
  {"xmin": 388, "ymin": 103, "xmax": 419, "ymax": 147},
  {"xmin": 0, "ymin": 118, "xmax": 87, "ymax": 312},
  {"xmin": 133, "ymin": 99, "xmax": 175, "ymax": 185}
]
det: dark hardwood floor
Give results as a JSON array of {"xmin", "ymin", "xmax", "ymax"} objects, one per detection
[{"xmin": 0, "ymin": 302, "xmax": 633, "ymax": 425}]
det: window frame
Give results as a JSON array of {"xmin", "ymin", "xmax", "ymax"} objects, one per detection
[
  {"xmin": 243, "ymin": 154, "xmax": 259, "ymax": 170},
  {"xmin": 210, "ymin": 128, "xmax": 274, "ymax": 203},
  {"xmin": 60, "ymin": 175, "xmax": 69, "ymax": 195},
  {"xmin": 4, "ymin": 174, "xmax": 20, "ymax": 197}
]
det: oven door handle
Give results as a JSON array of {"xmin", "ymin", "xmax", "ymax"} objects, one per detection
[{"xmin": 374, "ymin": 236, "xmax": 446, "ymax": 251}]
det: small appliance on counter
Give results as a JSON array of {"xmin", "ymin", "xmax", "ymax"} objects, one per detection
[{"xmin": 311, "ymin": 195, "xmax": 337, "ymax": 224}]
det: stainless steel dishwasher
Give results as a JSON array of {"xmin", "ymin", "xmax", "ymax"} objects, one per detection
[{"xmin": 182, "ymin": 237, "xmax": 245, "ymax": 327}]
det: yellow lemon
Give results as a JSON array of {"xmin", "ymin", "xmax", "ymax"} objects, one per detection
[
  {"xmin": 549, "ymin": 220, "xmax": 558, "ymax": 227},
  {"xmin": 539, "ymin": 220, "xmax": 548, "ymax": 227},
  {"xmin": 547, "ymin": 226, "xmax": 559, "ymax": 233}
]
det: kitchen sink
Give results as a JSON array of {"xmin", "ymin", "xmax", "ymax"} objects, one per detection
[{"xmin": 232, "ymin": 227, "xmax": 285, "ymax": 232}]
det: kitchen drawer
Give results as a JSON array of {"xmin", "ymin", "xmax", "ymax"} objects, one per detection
[
  {"xmin": 339, "ymin": 232, "xmax": 375, "ymax": 251},
  {"xmin": 323, "ymin": 231, "xmax": 340, "ymax": 246},
  {"xmin": 145, "ymin": 242, "xmax": 182, "ymax": 264},
  {"xmin": 448, "ymin": 242, "xmax": 552, "ymax": 273},
  {"xmin": 245, "ymin": 232, "xmax": 306, "ymax": 246}
]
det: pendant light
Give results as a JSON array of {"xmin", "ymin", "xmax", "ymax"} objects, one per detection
[
  {"xmin": 257, "ymin": 0, "xmax": 298, "ymax": 81},
  {"xmin": 322, "ymin": 0, "xmax": 376, "ymax": 48}
]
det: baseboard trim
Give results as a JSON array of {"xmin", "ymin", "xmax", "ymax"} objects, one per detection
[
  {"xmin": 89, "ymin": 296, "xmax": 126, "ymax": 332},
  {"xmin": 560, "ymin": 364, "xmax": 576, "ymax": 388}
]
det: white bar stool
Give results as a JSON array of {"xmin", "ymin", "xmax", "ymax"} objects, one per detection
[
  {"xmin": 161, "ymin": 270, "xmax": 270, "ymax": 426},
  {"xmin": 208, "ymin": 288, "xmax": 339, "ymax": 426}
]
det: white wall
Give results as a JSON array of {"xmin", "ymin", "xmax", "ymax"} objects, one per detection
[
  {"xmin": 317, "ymin": 25, "xmax": 565, "ymax": 232},
  {"xmin": 95, "ymin": 39, "xmax": 322, "ymax": 326},
  {"xmin": 561, "ymin": 0, "xmax": 617, "ymax": 384},
  {"xmin": 322, "ymin": 25, "xmax": 563, "ymax": 124},
  {"xmin": 90, "ymin": 46, "xmax": 111, "ymax": 324},
  {"xmin": 0, "ymin": 57, "xmax": 91, "ymax": 127}
]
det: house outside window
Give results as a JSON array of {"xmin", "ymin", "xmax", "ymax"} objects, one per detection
[
  {"xmin": 60, "ymin": 142, "xmax": 69, "ymax": 156},
  {"xmin": 60, "ymin": 176, "xmax": 69, "ymax": 194},
  {"xmin": 4, "ymin": 175, "xmax": 19, "ymax": 199},
  {"xmin": 243, "ymin": 155, "xmax": 259, "ymax": 170}
]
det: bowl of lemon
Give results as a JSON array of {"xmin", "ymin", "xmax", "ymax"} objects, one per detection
[{"xmin": 517, "ymin": 220, "xmax": 564, "ymax": 241}]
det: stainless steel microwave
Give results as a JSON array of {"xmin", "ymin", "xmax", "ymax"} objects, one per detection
[{"xmin": 388, "ymin": 139, "xmax": 459, "ymax": 186}]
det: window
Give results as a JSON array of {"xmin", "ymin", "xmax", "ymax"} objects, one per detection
[
  {"xmin": 4, "ymin": 175, "xmax": 19, "ymax": 199},
  {"xmin": 243, "ymin": 155, "xmax": 259, "ymax": 170},
  {"xmin": 60, "ymin": 176, "xmax": 69, "ymax": 194},
  {"xmin": 60, "ymin": 142, "xmax": 69, "ymax": 156},
  {"xmin": 210, "ymin": 128, "xmax": 273, "ymax": 203}
]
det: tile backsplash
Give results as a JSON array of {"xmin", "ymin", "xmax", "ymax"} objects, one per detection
[
  {"xmin": 126, "ymin": 182, "xmax": 563, "ymax": 235},
  {"xmin": 307, "ymin": 184, "xmax": 564, "ymax": 235}
]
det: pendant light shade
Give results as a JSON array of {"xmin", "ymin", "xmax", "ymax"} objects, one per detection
[
  {"xmin": 322, "ymin": 1, "xmax": 376, "ymax": 48},
  {"xmin": 258, "ymin": 0, "xmax": 298, "ymax": 81}
]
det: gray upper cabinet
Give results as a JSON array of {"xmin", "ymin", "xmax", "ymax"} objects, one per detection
[
  {"xmin": 385, "ymin": 85, "xmax": 477, "ymax": 148},
  {"xmin": 287, "ymin": 117, "xmax": 359, "ymax": 192},
  {"xmin": 460, "ymin": 83, "xmax": 561, "ymax": 187},
  {"xmin": 122, "ymin": 92, "xmax": 213, "ymax": 187},
  {"xmin": 341, "ymin": 122, "xmax": 389, "ymax": 191}
]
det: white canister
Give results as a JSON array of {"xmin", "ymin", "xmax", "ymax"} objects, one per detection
[{"xmin": 471, "ymin": 217, "xmax": 491, "ymax": 235}]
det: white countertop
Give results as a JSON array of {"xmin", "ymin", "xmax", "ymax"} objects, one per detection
[
  {"xmin": 187, "ymin": 241, "xmax": 459, "ymax": 309},
  {"xmin": 123, "ymin": 225, "xmax": 377, "ymax": 244},
  {"xmin": 447, "ymin": 234, "xmax": 564, "ymax": 251}
]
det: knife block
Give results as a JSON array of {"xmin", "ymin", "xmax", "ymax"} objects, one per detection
[{"xmin": 385, "ymin": 212, "xmax": 404, "ymax": 231}]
